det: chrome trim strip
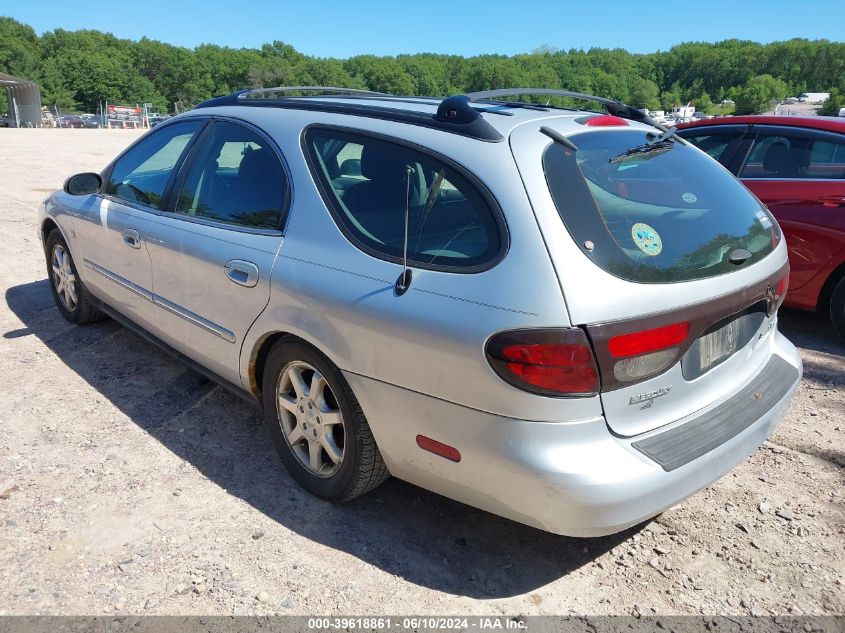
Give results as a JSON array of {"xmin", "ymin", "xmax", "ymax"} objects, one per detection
[
  {"xmin": 83, "ymin": 259, "xmax": 236, "ymax": 343},
  {"xmin": 152, "ymin": 295, "xmax": 236, "ymax": 343},
  {"xmin": 84, "ymin": 259, "xmax": 153, "ymax": 301},
  {"xmin": 740, "ymin": 177, "xmax": 845, "ymax": 182}
]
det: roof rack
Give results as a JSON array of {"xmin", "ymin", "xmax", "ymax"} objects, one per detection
[{"xmin": 464, "ymin": 88, "xmax": 667, "ymax": 131}]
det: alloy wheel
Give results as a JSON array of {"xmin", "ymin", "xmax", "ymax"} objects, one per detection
[
  {"xmin": 276, "ymin": 360, "xmax": 346, "ymax": 477},
  {"xmin": 51, "ymin": 244, "xmax": 77, "ymax": 312}
]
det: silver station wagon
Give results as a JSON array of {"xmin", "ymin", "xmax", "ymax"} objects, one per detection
[{"xmin": 39, "ymin": 87, "xmax": 802, "ymax": 536}]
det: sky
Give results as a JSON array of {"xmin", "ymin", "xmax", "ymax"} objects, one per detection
[{"xmin": 6, "ymin": 0, "xmax": 845, "ymax": 57}]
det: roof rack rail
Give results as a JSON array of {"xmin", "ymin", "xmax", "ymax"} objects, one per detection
[
  {"xmin": 194, "ymin": 87, "xmax": 506, "ymax": 142},
  {"xmin": 195, "ymin": 86, "xmax": 391, "ymax": 109},
  {"xmin": 465, "ymin": 88, "xmax": 667, "ymax": 131},
  {"xmin": 246, "ymin": 86, "xmax": 391, "ymax": 98}
]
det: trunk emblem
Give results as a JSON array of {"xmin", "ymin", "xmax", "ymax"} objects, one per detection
[{"xmin": 629, "ymin": 386, "xmax": 672, "ymax": 407}]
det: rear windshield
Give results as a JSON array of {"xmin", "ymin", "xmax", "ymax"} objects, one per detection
[{"xmin": 543, "ymin": 128, "xmax": 780, "ymax": 283}]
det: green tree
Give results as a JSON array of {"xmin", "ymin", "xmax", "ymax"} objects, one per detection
[
  {"xmin": 734, "ymin": 74, "xmax": 790, "ymax": 114},
  {"xmin": 1, "ymin": 16, "xmax": 844, "ymax": 120}
]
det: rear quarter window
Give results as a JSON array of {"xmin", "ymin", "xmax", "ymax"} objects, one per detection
[
  {"xmin": 303, "ymin": 127, "xmax": 506, "ymax": 272},
  {"xmin": 543, "ymin": 128, "xmax": 780, "ymax": 283}
]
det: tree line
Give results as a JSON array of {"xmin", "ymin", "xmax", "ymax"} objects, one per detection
[{"xmin": 1, "ymin": 16, "xmax": 844, "ymax": 117}]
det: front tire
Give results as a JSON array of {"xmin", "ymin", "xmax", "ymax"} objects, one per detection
[
  {"xmin": 44, "ymin": 229, "xmax": 104, "ymax": 324},
  {"xmin": 830, "ymin": 276, "xmax": 845, "ymax": 341},
  {"xmin": 261, "ymin": 339, "xmax": 389, "ymax": 502}
]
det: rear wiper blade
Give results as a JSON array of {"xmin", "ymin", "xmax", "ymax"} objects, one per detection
[{"xmin": 609, "ymin": 127, "xmax": 679, "ymax": 164}]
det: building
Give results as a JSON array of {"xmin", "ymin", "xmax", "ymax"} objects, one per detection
[{"xmin": 0, "ymin": 72, "xmax": 43, "ymax": 127}]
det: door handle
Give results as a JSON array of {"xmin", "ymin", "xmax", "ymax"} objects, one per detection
[
  {"xmin": 224, "ymin": 260, "xmax": 259, "ymax": 287},
  {"xmin": 818, "ymin": 195, "xmax": 845, "ymax": 207},
  {"xmin": 122, "ymin": 228, "xmax": 141, "ymax": 249}
]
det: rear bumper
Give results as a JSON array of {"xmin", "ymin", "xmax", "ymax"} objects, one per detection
[{"xmin": 345, "ymin": 330, "xmax": 801, "ymax": 537}]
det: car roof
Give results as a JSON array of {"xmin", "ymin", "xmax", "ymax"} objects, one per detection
[
  {"xmin": 679, "ymin": 115, "xmax": 845, "ymax": 134},
  {"xmin": 192, "ymin": 89, "xmax": 658, "ymax": 142}
]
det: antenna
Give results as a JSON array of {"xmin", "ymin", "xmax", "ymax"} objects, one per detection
[{"xmin": 395, "ymin": 166, "xmax": 413, "ymax": 296}]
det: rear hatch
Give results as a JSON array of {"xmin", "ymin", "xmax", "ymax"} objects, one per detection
[{"xmin": 510, "ymin": 117, "xmax": 789, "ymax": 436}]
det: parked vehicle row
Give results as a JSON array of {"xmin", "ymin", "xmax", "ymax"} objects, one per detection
[{"xmin": 39, "ymin": 87, "xmax": 801, "ymax": 537}]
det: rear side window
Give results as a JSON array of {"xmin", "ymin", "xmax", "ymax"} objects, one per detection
[
  {"xmin": 174, "ymin": 120, "xmax": 288, "ymax": 229},
  {"xmin": 304, "ymin": 128, "xmax": 504, "ymax": 271},
  {"xmin": 106, "ymin": 120, "xmax": 202, "ymax": 209},
  {"xmin": 682, "ymin": 129, "xmax": 745, "ymax": 165},
  {"xmin": 543, "ymin": 129, "xmax": 780, "ymax": 283}
]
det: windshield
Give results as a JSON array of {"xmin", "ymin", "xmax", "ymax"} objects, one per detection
[{"xmin": 543, "ymin": 128, "xmax": 780, "ymax": 283}]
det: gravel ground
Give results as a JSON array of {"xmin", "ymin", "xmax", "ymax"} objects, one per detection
[{"xmin": 0, "ymin": 129, "xmax": 843, "ymax": 617}]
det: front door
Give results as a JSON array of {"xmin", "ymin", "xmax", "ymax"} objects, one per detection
[
  {"xmin": 143, "ymin": 118, "xmax": 290, "ymax": 387},
  {"xmin": 74, "ymin": 119, "xmax": 205, "ymax": 332}
]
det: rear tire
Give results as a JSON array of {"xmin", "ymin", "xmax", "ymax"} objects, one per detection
[
  {"xmin": 44, "ymin": 229, "xmax": 104, "ymax": 325},
  {"xmin": 261, "ymin": 339, "xmax": 389, "ymax": 502},
  {"xmin": 830, "ymin": 276, "xmax": 845, "ymax": 341}
]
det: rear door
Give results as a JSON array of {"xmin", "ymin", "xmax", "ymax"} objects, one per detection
[
  {"xmin": 679, "ymin": 123, "xmax": 750, "ymax": 168},
  {"xmin": 735, "ymin": 125, "xmax": 845, "ymax": 293},
  {"xmin": 142, "ymin": 117, "xmax": 290, "ymax": 387},
  {"xmin": 510, "ymin": 120, "xmax": 789, "ymax": 437}
]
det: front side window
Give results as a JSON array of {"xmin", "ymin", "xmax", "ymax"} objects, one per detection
[
  {"xmin": 173, "ymin": 120, "xmax": 288, "ymax": 230},
  {"xmin": 739, "ymin": 133, "xmax": 794, "ymax": 178},
  {"xmin": 304, "ymin": 128, "xmax": 504, "ymax": 271},
  {"xmin": 807, "ymin": 138, "xmax": 845, "ymax": 179},
  {"xmin": 740, "ymin": 129, "xmax": 845, "ymax": 180},
  {"xmin": 106, "ymin": 120, "xmax": 203, "ymax": 209},
  {"xmin": 543, "ymin": 129, "xmax": 780, "ymax": 283}
]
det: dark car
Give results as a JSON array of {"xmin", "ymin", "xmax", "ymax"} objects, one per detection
[
  {"xmin": 149, "ymin": 115, "xmax": 170, "ymax": 127},
  {"xmin": 81, "ymin": 115, "xmax": 102, "ymax": 129},
  {"xmin": 0, "ymin": 114, "xmax": 9, "ymax": 128},
  {"xmin": 679, "ymin": 116, "xmax": 845, "ymax": 339},
  {"xmin": 58, "ymin": 115, "xmax": 85, "ymax": 129}
]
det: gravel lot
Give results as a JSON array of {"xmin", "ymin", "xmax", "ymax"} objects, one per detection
[{"xmin": 0, "ymin": 129, "xmax": 843, "ymax": 617}]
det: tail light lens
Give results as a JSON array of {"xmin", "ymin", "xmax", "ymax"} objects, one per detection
[
  {"xmin": 607, "ymin": 321, "xmax": 690, "ymax": 383},
  {"xmin": 486, "ymin": 328, "xmax": 599, "ymax": 396},
  {"xmin": 608, "ymin": 322, "xmax": 690, "ymax": 358}
]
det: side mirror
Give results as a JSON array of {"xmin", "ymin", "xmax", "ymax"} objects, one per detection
[{"xmin": 64, "ymin": 172, "xmax": 102, "ymax": 195}]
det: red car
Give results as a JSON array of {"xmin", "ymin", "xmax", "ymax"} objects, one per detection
[{"xmin": 678, "ymin": 116, "xmax": 845, "ymax": 339}]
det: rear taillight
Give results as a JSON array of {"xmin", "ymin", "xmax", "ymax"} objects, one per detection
[
  {"xmin": 607, "ymin": 321, "xmax": 690, "ymax": 383},
  {"xmin": 486, "ymin": 329, "xmax": 599, "ymax": 396},
  {"xmin": 776, "ymin": 272, "xmax": 788, "ymax": 298},
  {"xmin": 772, "ymin": 271, "xmax": 789, "ymax": 314}
]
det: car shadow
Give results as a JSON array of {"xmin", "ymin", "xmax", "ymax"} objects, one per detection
[
  {"xmin": 778, "ymin": 308, "xmax": 845, "ymax": 358},
  {"xmin": 778, "ymin": 308, "xmax": 845, "ymax": 387},
  {"xmin": 5, "ymin": 279, "xmax": 637, "ymax": 599}
]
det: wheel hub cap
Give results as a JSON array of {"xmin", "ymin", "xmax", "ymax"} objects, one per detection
[{"xmin": 299, "ymin": 399, "xmax": 323, "ymax": 440}]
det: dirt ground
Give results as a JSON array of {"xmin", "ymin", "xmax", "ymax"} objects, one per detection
[{"xmin": 0, "ymin": 129, "xmax": 842, "ymax": 617}]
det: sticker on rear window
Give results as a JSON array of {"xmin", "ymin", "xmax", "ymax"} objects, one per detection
[
  {"xmin": 682, "ymin": 192, "xmax": 698, "ymax": 204},
  {"xmin": 756, "ymin": 210, "xmax": 773, "ymax": 229},
  {"xmin": 631, "ymin": 223, "xmax": 663, "ymax": 256}
]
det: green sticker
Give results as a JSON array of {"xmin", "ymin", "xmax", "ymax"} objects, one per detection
[{"xmin": 631, "ymin": 223, "xmax": 663, "ymax": 256}]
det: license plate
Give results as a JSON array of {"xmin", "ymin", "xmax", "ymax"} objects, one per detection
[{"xmin": 699, "ymin": 318, "xmax": 740, "ymax": 371}]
